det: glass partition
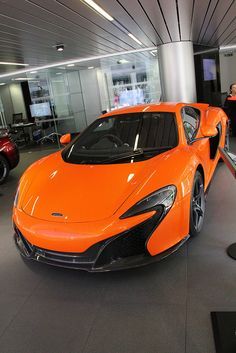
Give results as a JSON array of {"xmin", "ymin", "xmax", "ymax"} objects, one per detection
[
  {"xmin": 3, "ymin": 49, "xmax": 162, "ymax": 151},
  {"xmin": 27, "ymin": 68, "xmax": 87, "ymax": 149},
  {"xmin": 98, "ymin": 52, "xmax": 161, "ymax": 111}
]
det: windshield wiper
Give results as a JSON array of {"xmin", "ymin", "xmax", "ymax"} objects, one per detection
[
  {"xmin": 101, "ymin": 148, "xmax": 144, "ymax": 164},
  {"xmin": 101, "ymin": 146, "xmax": 173, "ymax": 164}
]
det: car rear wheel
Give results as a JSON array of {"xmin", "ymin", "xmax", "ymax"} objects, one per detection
[
  {"xmin": 0, "ymin": 154, "xmax": 9, "ymax": 184},
  {"xmin": 190, "ymin": 171, "xmax": 205, "ymax": 236}
]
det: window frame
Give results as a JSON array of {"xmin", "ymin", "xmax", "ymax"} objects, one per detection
[{"xmin": 181, "ymin": 106, "xmax": 201, "ymax": 143}]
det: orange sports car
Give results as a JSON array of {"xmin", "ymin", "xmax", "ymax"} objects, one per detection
[{"xmin": 13, "ymin": 103, "xmax": 229, "ymax": 271}]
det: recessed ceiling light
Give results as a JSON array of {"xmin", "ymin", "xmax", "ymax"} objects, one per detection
[
  {"xmin": 54, "ymin": 44, "xmax": 64, "ymax": 52},
  {"xmin": 67, "ymin": 64, "xmax": 75, "ymax": 67},
  {"xmin": 0, "ymin": 83, "xmax": 6, "ymax": 86},
  {"xmin": 117, "ymin": 59, "xmax": 129, "ymax": 64},
  {"xmin": 56, "ymin": 72, "xmax": 62, "ymax": 75},
  {"xmin": 0, "ymin": 61, "xmax": 29, "ymax": 66},
  {"xmin": 128, "ymin": 33, "xmax": 143, "ymax": 46},
  {"xmin": 88, "ymin": 66, "xmax": 94, "ymax": 69},
  {"xmin": 30, "ymin": 71, "xmax": 38, "ymax": 74},
  {"xmin": 83, "ymin": 0, "xmax": 114, "ymax": 21}
]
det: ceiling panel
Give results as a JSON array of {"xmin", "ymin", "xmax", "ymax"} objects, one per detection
[
  {"xmin": 195, "ymin": 0, "xmax": 219, "ymax": 43},
  {"xmin": 158, "ymin": 0, "xmax": 180, "ymax": 41},
  {"xmin": 191, "ymin": 0, "xmax": 214, "ymax": 43},
  {"xmin": 178, "ymin": 0, "xmax": 194, "ymax": 40},
  {"xmin": 0, "ymin": 23, "xmax": 112, "ymax": 58},
  {"xmin": 0, "ymin": 1, "xmax": 125, "ymax": 52},
  {"xmin": 95, "ymin": 0, "xmax": 155, "ymax": 46},
  {"xmin": 117, "ymin": 0, "xmax": 163, "ymax": 45},
  {"xmin": 206, "ymin": 1, "xmax": 236, "ymax": 46},
  {"xmin": 0, "ymin": 0, "xmax": 236, "ymax": 75},
  {"xmin": 198, "ymin": 0, "xmax": 233, "ymax": 43},
  {"xmin": 217, "ymin": 26, "xmax": 236, "ymax": 46},
  {"xmin": 34, "ymin": 0, "xmax": 137, "ymax": 48},
  {"xmin": 137, "ymin": 0, "xmax": 171, "ymax": 43}
]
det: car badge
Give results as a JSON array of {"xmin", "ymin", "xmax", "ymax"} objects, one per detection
[{"xmin": 51, "ymin": 212, "xmax": 64, "ymax": 217}]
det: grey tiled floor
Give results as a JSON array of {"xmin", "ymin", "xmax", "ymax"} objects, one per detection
[{"xmin": 0, "ymin": 145, "xmax": 236, "ymax": 353}]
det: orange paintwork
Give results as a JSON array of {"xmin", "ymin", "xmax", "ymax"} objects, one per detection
[{"xmin": 13, "ymin": 103, "xmax": 228, "ymax": 257}]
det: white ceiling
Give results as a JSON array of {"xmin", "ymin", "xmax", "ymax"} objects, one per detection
[{"xmin": 0, "ymin": 0, "xmax": 235, "ymax": 73}]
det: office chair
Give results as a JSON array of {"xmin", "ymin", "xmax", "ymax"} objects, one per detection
[
  {"xmin": 36, "ymin": 119, "xmax": 61, "ymax": 144},
  {"xmin": 38, "ymin": 132, "xmax": 62, "ymax": 144},
  {"xmin": 10, "ymin": 113, "xmax": 30, "ymax": 145}
]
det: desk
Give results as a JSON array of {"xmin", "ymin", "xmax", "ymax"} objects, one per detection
[{"xmin": 11, "ymin": 123, "xmax": 35, "ymax": 144}]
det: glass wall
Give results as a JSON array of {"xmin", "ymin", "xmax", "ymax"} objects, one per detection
[
  {"xmin": 1, "ymin": 49, "xmax": 161, "ymax": 151},
  {"xmin": 98, "ymin": 52, "xmax": 161, "ymax": 111},
  {"xmin": 27, "ymin": 68, "xmax": 87, "ymax": 148}
]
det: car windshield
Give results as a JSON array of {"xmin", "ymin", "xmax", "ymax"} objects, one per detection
[{"xmin": 62, "ymin": 112, "xmax": 178, "ymax": 164}]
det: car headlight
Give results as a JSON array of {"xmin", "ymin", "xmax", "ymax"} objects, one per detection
[
  {"xmin": 120, "ymin": 185, "xmax": 177, "ymax": 219},
  {"xmin": 14, "ymin": 187, "xmax": 19, "ymax": 208}
]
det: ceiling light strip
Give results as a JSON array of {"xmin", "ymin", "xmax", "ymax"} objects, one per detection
[
  {"xmin": 128, "ymin": 33, "xmax": 143, "ymax": 45},
  {"xmin": 0, "ymin": 46, "xmax": 157, "ymax": 79},
  {"xmin": 83, "ymin": 0, "xmax": 143, "ymax": 46},
  {"xmin": 83, "ymin": 0, "xmax": 114, "ymax": 21},
  {"xmin": 0, "ymin": 61, "xmax": 29, "ymax": 66}
]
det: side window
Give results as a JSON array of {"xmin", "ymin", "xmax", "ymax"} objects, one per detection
[
  {"xmin": 181, "ymin": 106, "xmax": 200, "ymax": 141},
  {"xmin": 93, "ymin": 117, "xmax": 115, "ymax": 132}
]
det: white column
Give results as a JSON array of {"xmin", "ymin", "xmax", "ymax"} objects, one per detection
[{"xmin": 159, "ymin": 41, "xmax": 196, "ymax": 102}]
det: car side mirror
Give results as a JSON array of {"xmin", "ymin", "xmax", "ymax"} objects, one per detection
[
  {"xmin": 201, "ymin": 109, "xmax": 220, "ymax": 138},
  {"xmin": 201, "ymin": 125, "xmax": 218, "ymax": 138},
  {"xmin": 60, "ymin": 133, "xmax": 71, "ymax": 145}
]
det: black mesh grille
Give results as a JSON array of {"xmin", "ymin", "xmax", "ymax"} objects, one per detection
[
  {"xmin": 14, "ymin": 225, "xmax": 34, "ymax": 256},
  {"xmin": 95, "ymin": 213, "xmax": 160, "ymax": 268}
]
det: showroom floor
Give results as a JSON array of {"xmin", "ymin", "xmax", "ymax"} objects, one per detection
[{"xmin": 0, "ymin": 142, "xmax": 236, "ymax": 353}]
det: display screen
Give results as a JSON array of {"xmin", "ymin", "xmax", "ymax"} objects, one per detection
[
  {"xmin": 203, "ymin": 58, "xmax": 217, "ymax": 81},
  {"xmin": 30, "ymin": 102, "xmax": 51, "ymax": 117}
]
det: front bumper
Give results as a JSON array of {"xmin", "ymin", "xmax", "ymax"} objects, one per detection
[{"xmin": 14, "ymin": 214, "xmax": 188, "ymax": 272}]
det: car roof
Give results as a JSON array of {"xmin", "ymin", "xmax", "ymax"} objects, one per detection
[{"xmin": 101, "ymin": 102, "xmax": 210, "ymax": 118}]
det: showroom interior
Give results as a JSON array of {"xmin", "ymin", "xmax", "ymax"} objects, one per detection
[{"xmin": 0, "ymin": 0, "xmax": 236, "ymax": 353}]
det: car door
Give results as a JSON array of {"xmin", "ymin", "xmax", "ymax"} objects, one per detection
[{"xmin": 181, "ymin": 106, "xmax": 213, "ymax": 183}]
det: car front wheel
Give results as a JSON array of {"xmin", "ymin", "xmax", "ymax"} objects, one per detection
[
  {"xmin": 190, "ymin": 171, "xmax": 206, "ymax": 236},
  {"xmin": 0, "ymin": 154, "xmax": 9, "ymax": 184}
]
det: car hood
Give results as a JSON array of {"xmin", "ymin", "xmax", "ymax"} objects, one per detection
[{"xmin": 21, "ymin": 152, "xmax": 157, "ymax": 223}]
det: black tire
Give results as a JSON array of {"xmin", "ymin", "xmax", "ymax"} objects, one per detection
[
  {"xmin": 189, "ymin": 171, "xmax": 206, "ymax": 237},
  {"xmin": 0, "ymin": 154, "xmax": 9, "ymax": 185}
]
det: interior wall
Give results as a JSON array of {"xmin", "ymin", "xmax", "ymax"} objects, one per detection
[
  {"xmin": 97, "ymin": 69, "xmax": 110, "ymax": 112},
  {"xmin": 0, "ymin": 85, "xmax": 14, "ymax": 125},
  {"xmin": 219, "ymin": 52, "xmax": 236, "ymax": 93},
  {"xmin": 66, "ymin": 71, "xmax": 87, "ymax": 132},
  {"xmin": 9, "ymin": 83, "xmax": 27, "ymax": 120},
  {"xmin": 80, "ymin": 69, "xmax": 101, "ymax": 125}
]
